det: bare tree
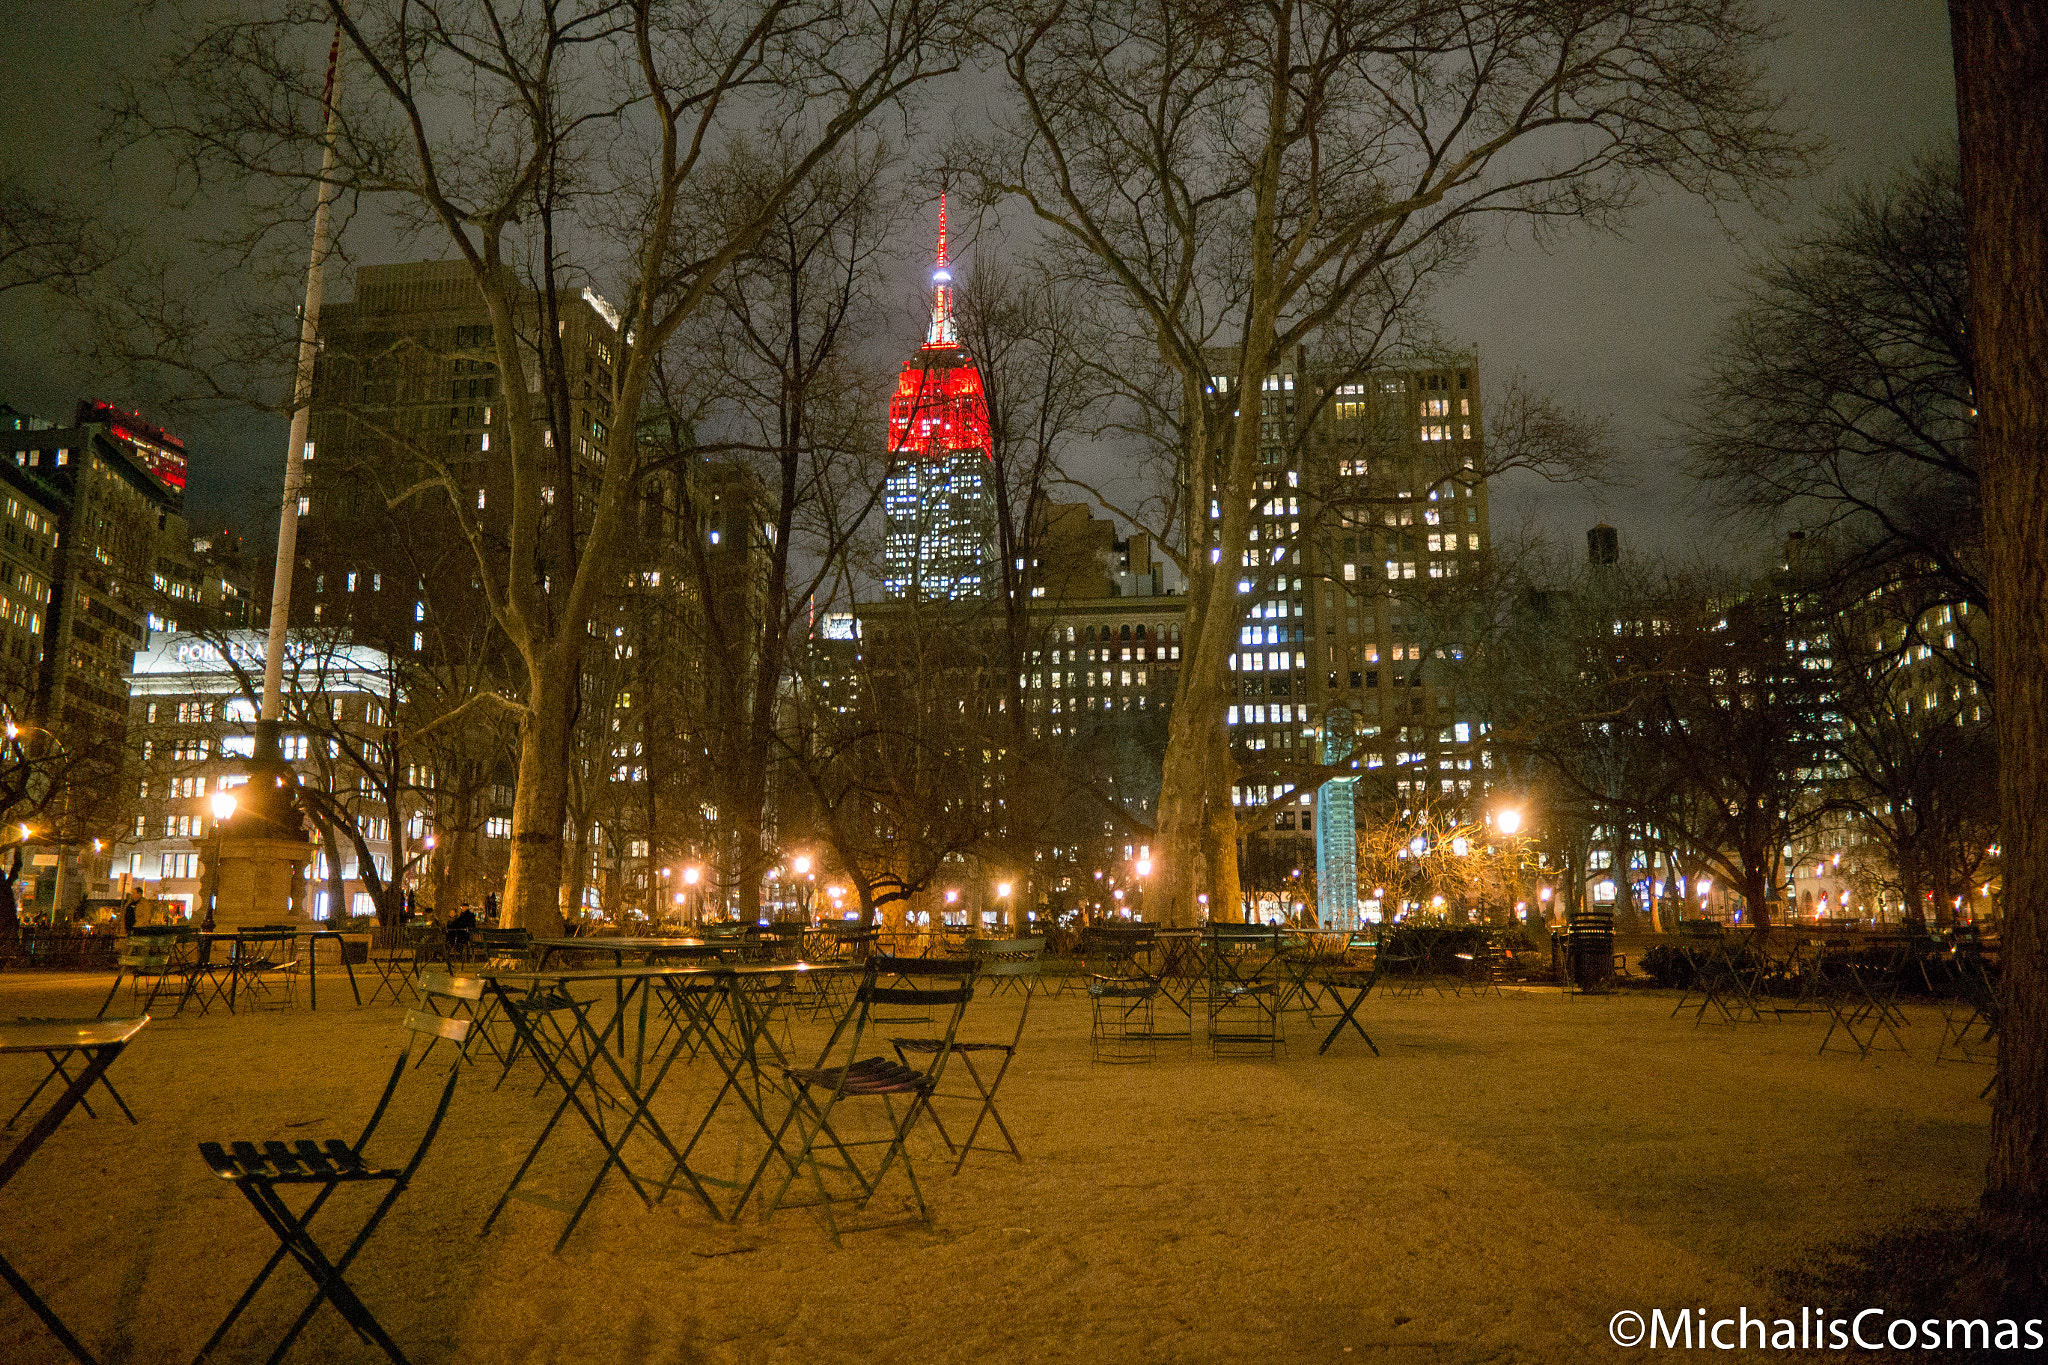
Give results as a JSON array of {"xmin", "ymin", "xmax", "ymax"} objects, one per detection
[
  {"xmin": 779, "ymin": 605, "xmax": 1011, "ymax": 927},
  {"xmin": 651, "ymin": 139, "xmax": 897, "ymax": 920},
  {"xmin": 0, "ymin": 176, "xmax": 121, "ymax": 297},
  {"xmin": 1689, "ymin": 154, "xmax": 1982, "ymax": 678},
  {"xmin": 125, "ymin": 0, "xmax": 968, "ymax": 932},
  {"xmin": 964, "ymin": 0, "xmax": 1810, "ymax": 924}
]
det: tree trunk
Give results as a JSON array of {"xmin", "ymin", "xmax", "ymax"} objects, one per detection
[
  {"xmin": 1952, "ymin": 0, "xmax": 2048, "ymax": 1267},
  {"xmin": 1153, "ymin": 690, "xmax": 1215, "ymax": 926},
  {"xmin": 1744, "ymin": 868, "xmax": 1774, "ymax": 933},
  {"xmin": 504, "ymin": 659, "xmax": 571, "ymax": 935},
  {"xmin": 1901, "ymin": 850, "xmax": 1925, "ymax": 930},
  {"xmin": 317, "ymin": 819, "xmax": 349, "ymax": 925}
]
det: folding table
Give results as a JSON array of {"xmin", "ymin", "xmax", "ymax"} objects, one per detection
[
  {"xmin": 1316, "ymin": 963, "xmax": 1381, "ymax": 1055},
  {"xmin": 1279, "ymin": 929, "xmax": 1350, "ymax": 1019},
  {"xmin": 1818, "ymin": 937, "xmax": 1914, "ymax": 1059},
  {"xmin": 477, "ymin": 964, "xmax": 716, "ymax": 1252},
  {"xmin": 1, "ymin": 1016, "xmax": 149, "ymax": 1365},
  {"xmin": 1149, "ymin": 928, "xmax": 1201, "ymax": 1032},
  {"xmin": 1683, "ymin": 925, "xmax": 1764, "ymax": 1025},
  {"xmin": 529, "ymin": 936, "xmax": 714, "ymax": 971},
  {"xmin": 300, "ymin": 929, "xmax": 365, "ymax": 1009},
  {"xmin": 659, "ymin": 961, "xmax": 851, "ymax": 1220},
  {"xmin": 188, "ymin": 931, "xmax": 299, "ymax": 1014}
]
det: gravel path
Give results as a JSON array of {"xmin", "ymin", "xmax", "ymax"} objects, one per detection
[{"xmin": 0, "ymin": 968, "xmax": 1989, "ymax": 1363}]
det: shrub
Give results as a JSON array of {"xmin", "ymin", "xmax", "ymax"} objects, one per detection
[{"xmin": 1639, "ymin": 943, "xmax": 1696, "ymax": 989}]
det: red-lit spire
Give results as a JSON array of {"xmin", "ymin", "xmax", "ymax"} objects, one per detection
[
  {"xmin": 889, "ymin": 194, "xmax": 990, "ymax": 467},
  {"xmin": 927, "ymin": 192, "xmax": 955, "ymax": 346}
]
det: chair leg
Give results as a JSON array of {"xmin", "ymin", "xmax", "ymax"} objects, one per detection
[
  {"xmin": 949, "ymin": 1051, "xmax": 1021, "ymax": 1174},
  {"xmin": 858, "ymin": 1091, "xmax": 934, "ymax": 1225},
  {"xmin": 247, "ymin": 1184, "xmax": 411, "ymax": 1365},
  {"xmin": 191, "ymin": 1174, "xmax": 351, "ymax": 1362}
]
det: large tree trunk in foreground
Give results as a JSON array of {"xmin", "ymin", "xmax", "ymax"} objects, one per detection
[
  {"xmin": 505, "ymin": 657, "xmax": 571, "ymax": 936},
  {"xmin": 1952, "ymin": 0, "xmax": 2048, "ymax": 1262}
]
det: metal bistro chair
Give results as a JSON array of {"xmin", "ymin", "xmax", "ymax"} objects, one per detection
[
  {"xmin": 364, "ymin": 923, "xmax": 442, "ymax": 1006},
  {"xmin": 1087, "ymin": 975, "xmax": 1160, "ymax": 1063},
  {"xmin": 191, "ymin": 1010, "xmax": 466, "ymax": 1365},
  {"xmin": 474, "ymin": 927, "xmax": 534, "ymax": 970},
  {"xmin": 895, "ymin": 937, "xmax": 1044, "ymax": 1173},
  {"xmin": 1283, "ymin": 930, "xmax": 1353, "ymax": 1018},
  {"xmin": 1679, "ymin": 922, "xmax": 1763, "ymax": 1025},
  {"xmin": 1818, "ymin": 934, "xmax": 1913, "ymax": 1060},
  {"xmin": 97, "ymin": 925, "xmax": 199, "ymax": 1019},
  {"xmin": 753, "ymin": 957, "xmax": 974, "ymax": 1245},
  {"xmin": 235, "ymin": 928, "xmax": 304, "ymax": 1011},
  {"xmin": 1373, "ymin": 925, "xmax": 1433, "ymax": 1000},
  {"xmin": 1316, "ymin": 929, "xmax": 1385, "ymax": 1056},
  {"xmin": 413, "ymin": 971, "xmax": 509, "ymax": 1072},
  {"xmin": 1202, "ymin": 923, "xmax": 1284, "ymax": 1058},
  {"xmin": 806, "ymin": 923, "xmax": 878, "ymax": 1019},
  {"xmin": 1935, "ymin": 934, "xmax": 2000, "ymax": 1068},
  {"xmin": 1450, "ymin": 930, "xmax": 1508, "ymax": 998},
  {"xmin": 762, "ymin": 920, "xmax": 807, "ymax": 961}
]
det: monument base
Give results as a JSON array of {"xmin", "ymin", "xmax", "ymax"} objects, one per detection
[{"xmin": 210, "ymin": 835, "xmax": 313, "ymax": 932}]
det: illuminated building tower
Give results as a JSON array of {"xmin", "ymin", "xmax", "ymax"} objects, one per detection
[{"xmin": 883, "ymin": 197, "xmax": 995, "ymax": 601}]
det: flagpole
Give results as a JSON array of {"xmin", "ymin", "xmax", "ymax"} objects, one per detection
[{"xmin": 249, "ymin": 29, "xmax": 341, "ymax": 829}]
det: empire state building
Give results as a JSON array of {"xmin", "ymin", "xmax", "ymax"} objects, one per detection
[{"xmin": 882, "ymin": 197, "xmax": 995, "ymax": 601}]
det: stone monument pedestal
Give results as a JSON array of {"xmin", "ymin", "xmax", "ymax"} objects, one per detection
[{"xmin": 209, "ymin": 835, "xmax": 312, "ymax": 932}]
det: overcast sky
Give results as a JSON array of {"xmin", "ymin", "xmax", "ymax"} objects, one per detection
[{"xmin": 0, "ymin": 2, "xmax": 1959, "ymax": 566}]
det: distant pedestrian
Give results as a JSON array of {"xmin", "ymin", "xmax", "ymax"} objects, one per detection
[{"xmin": 446, "ymin": 903, "xmax": 477, "ymax": 957}]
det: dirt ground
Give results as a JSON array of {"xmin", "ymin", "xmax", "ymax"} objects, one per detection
[{"xmin": 0, "ymin": 965, "xmax": 1992, "ymax": 1364}]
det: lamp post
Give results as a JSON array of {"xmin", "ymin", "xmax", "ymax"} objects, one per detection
[
  {"xmin": 1490, "ymin": 805, "xmax": 1527, "ymax": 924},
  {"xmin": 201, "ymin": 790, "xmax": 238, "ymax": 929},
  {"xmin": 1132, "ymin": 856, "xmax": 1150, "ymax": 922},
  {"xmin": 994, "ymin": 879, "xmax": 1013, "ymax": 931},
  {"xmin": 8, "ymin": 718, "xmax": 75, "ymax": 924},
  {"xmin": 790, "ymin": 854, "xmax": 815, "ymax": 923},
  {"xmin": 682, "ymin": 864, "xmax": 701, "ymax": 925}
]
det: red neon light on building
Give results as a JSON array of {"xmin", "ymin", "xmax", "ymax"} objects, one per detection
[
  {"xmin": 888, "ymin": 194, "xmax": 991, "ymax": 465},
  {"xmin": 77, "ymin": 400, "xmax": 189, "ymax": 495}
]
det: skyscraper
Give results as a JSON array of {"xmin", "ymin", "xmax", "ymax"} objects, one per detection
[{"xmin": 882, "ymin": 198, "xmax": 995, "ymax": 601}]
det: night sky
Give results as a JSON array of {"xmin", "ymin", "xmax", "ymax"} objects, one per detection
[{"xmin": 0, "ymin": 2, "xmax": 1959, "ymax": 570}]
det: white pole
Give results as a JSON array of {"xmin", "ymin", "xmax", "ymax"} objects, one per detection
[{"xmin": 260, "ymin": 30, "xmax": 342, "ymax": 737}]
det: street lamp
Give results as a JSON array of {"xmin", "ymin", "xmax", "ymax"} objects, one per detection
[
  {"xmin": 790, "ymin": 854, "xmax": 816, "ymax": 923},
  {"xmin": 202, "ymin": 791, "xmax": 238, "ymax": 929},
  {"xmin": 1495, "ymin": 807, "xmax": 1523, "ymax": 836},
  {"xmin": 682, "ymin": 864, "xmax": 702, "ymax": 924}
]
